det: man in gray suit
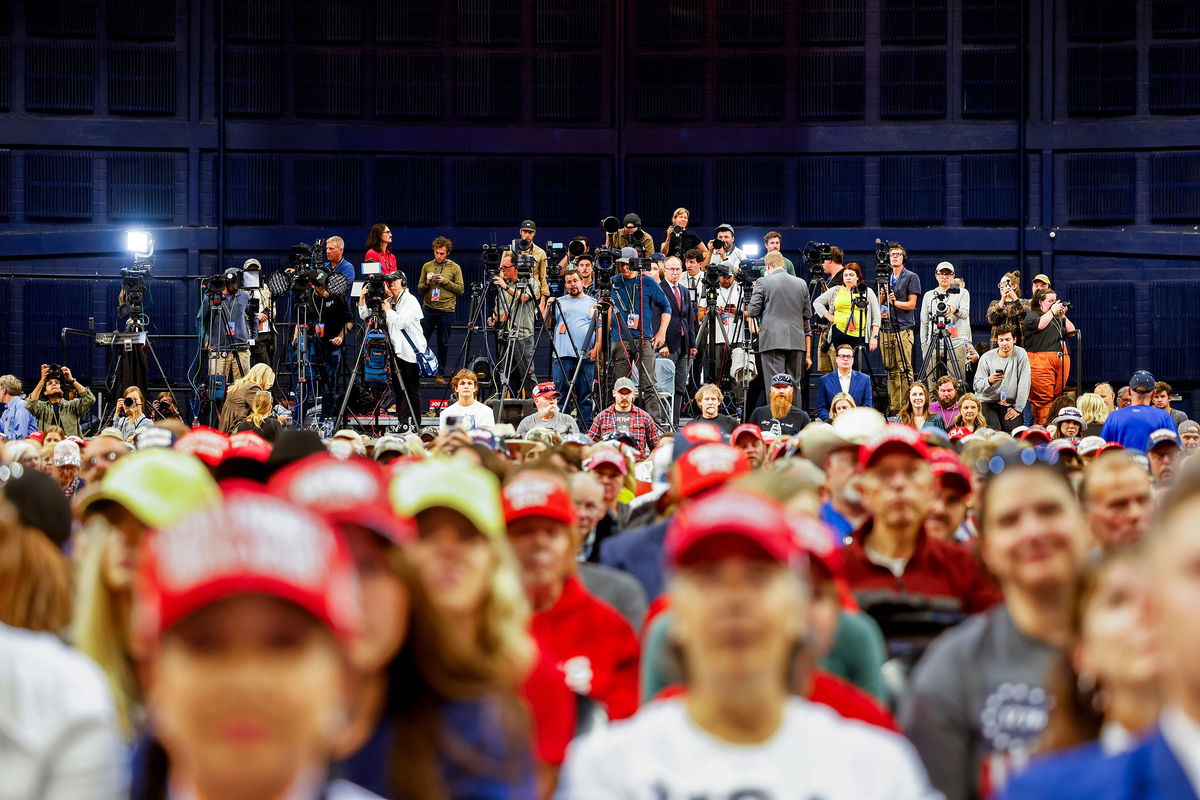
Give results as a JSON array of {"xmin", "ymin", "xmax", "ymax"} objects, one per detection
[{"xmin": 747, "ymin": 251, "xmax": 813, "ymax": 386}]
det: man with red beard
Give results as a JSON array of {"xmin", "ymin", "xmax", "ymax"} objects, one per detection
[
  {"xmin": 502, "ymin": 466, "xmax": 640, "ymax": 721},
  {"xmin": 749, "ymin": 373, "xmax": 811, "ymax": 437}
]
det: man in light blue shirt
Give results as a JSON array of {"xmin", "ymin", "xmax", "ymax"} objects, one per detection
[
  {"xmin": 550, "ymin": 269, "xmax": 598, "ymax": 427},
  {"xmin": 0, "ymin": 375, "xmax": 37, "ymax": 440}
]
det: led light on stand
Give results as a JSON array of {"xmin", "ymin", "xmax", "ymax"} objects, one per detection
[
  {"xmin": 126, "ymin": 231, "xmax": 150, "ymax": 254},
  {"xmin": 742, "ymin": 242, "xmax": 760, "ymax": 257}
]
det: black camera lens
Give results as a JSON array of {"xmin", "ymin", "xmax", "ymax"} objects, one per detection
[{"xmin": 123, "ymin": 397, "xmax": 135, "ymax": 408}]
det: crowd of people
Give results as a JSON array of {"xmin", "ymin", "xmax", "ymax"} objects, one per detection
[{"xmin": 2, "ymin": 217, "xmax": 1199, "ymax": 800}]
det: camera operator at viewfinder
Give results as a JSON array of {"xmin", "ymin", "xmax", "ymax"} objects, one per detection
[
  {"xmin": 489, "ymin": 250, "xmax": 540, "ymax": 397},
  {"xmin": 358, "ymin": 272, "xmax": 424, "ymax": 427},
  {"xmin": 204, "ymin": 271, "xmax": 251, "ymax": 388},
  {"xmin": 610, "ymin": 248, "xmax": 671, "ymax": 427}
]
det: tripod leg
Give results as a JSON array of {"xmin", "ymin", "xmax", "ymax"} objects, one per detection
[{"xmin": 334, "ymin": 330, "xmax": 370, "ymax": 431}]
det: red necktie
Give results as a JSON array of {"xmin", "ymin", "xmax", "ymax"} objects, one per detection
[{"xmin": 672, "ymin": 284, "xmax": 681, "ymax": 307}]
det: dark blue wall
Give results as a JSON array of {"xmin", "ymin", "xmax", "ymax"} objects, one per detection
[{"xmin": 2, "ymin": 0, "xmax": 1200, "ymax": 412}]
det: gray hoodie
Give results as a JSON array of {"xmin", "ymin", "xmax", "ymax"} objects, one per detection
[{"xmin": 973, "ymin": 345, "xmax": 1031, "ymax": 412}]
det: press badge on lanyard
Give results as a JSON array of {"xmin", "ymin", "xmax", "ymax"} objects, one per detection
[
  {"xmin": 226, "ymin": 319, "xmax": 237, "ymax": 337},
  {"xmin": 626, "ymin": 313, "xmax": 640, "ymax": 331}
]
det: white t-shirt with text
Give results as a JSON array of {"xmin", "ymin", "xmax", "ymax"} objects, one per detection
[{"xmin": 556, "ymin": 697, "xmax": 939, "ymax": 800}]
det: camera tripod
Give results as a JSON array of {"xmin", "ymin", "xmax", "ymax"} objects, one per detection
[
  {"xmin": 690, "ymin": 277, "xmax": 753, "ymax": 422},
  {"xmin": 490, "ymin": 275, "xmax": 537, "ymax": 401},
  {"xmin": 198, "ymin": 288, "xmax": 250, "ymax": 428},
  {"xmin": 878, "ymin": 276, "xmax": 915, "ymax": 415},
  {"xmin": 334, "ymin": 306, "xmax": 420, "ymax": 435},
  {"xmin": 102, "ymin": 303, "xmax": 183, "ymax": 430},
  {"xmin": 917, "ymin": 320, "xmax": 967, "ymax": 391}
]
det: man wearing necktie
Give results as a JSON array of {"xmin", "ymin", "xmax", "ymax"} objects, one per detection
[{"xmin": 658, "ymin": 257, "xmax": 697, "ymax": 425}]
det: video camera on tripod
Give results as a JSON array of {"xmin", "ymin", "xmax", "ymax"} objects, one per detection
[
  {"xmin": 356, "ymin": 262, "xmax": 389, "ymax": 313},
  {"xmin": 203, "ymin": 265, "xmax": 258, "ymax": 304},
  {"xmin": 875, "ymin": 239, "xmax": 903, "ymax": 284},
  {"xmin": 264, "ymin": 240, "xmax": 350, "ymax": 298}
]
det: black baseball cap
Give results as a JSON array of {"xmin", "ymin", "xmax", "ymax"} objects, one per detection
[
  {"xmin": 770, "ymin": 373, "xmax": 796, "ymax": 388},
  {"xmin": 520, "ymin": 219, "xmax": 537, "ymax": 232}
]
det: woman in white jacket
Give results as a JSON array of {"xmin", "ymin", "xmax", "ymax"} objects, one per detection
[{"xmin": 358, "ymin": 273, "xmax": 426, "ymax": 426}]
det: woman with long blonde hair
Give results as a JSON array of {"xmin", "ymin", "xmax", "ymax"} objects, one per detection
[
  {"xmin": 233, "ymin": 389, "xmax": 282, "ymax": 441},
  {"xmin": 829, "ymin": 392, "xmax": 857, "ymax": 422},
  {"xmin": 0, "ymin": 501, "xmax": 72, "ymax": 633},
  {"xmin": 217, "ymin": 362, "xmax": 275, "ymax": 433},
  {"xmin": 951, "ymin": 393, "xmax": 990, "ymax": 432},
  {"xmin": 1077, "ymin": 392, "xmax": 1110, "ymax": 438},
  {"xmin": 390, "ymin": 458, "xmax": 576, "ymax": 795}
]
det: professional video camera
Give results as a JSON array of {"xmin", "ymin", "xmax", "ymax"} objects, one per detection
[
  {"xmin": 592, "ymin": 247, "xmax": 619, "ymax": 291},
  {"xmin": 875, "ymin": 239, "xmax": 903, "ymax": 283},
  {"xmin": 510, "ymin": 238, "xmax": 535, "ymax": 282},
  {"xmin": 480, "ymin": 243, "xmax": 503, "ymax": 279},
  {"xmin": 931, "ymin": 285, "xmax": 962, "ymax": 327},
  {"xmin": 736, "ymin": 260, "xmax": 765, "ymax": 285},
  {"xmin": 288, "ymin": 240, "xmax": 324, "ymax": 271},
  {"xmin": 802, "ymin": 241, "xmax": 833, "ymax": 282},
  {"xmin": 118, "ymin": 266, "xmax": 151, "ymax": 319},
  {"xmin": 850, "ymin": 284, "xmax": 871, "ymax": 310},
  {"xmin": 358, "ymin": 262, "xmax": 389, "ymax": 312}
]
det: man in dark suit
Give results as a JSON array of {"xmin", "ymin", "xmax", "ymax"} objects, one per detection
[
  {"xmin": 657, "ymin": 256, "xmax": 697, "ymax": 425},
  {"xmin": 816, "ymin": 343, "xmax": 873, "ymax": 421},
  {"xmin": 747, "ymin": 252, "xmax": 812, "ymax": 389}
]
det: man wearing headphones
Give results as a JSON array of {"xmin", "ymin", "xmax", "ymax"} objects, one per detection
[{"xmin": 879, "ymin": 244, "xmax": 921, "ymax": 415}]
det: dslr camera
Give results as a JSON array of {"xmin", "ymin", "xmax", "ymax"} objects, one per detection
[{"xmin": 45, "ymin": 364, "xmax": 65, "ymax": 385}]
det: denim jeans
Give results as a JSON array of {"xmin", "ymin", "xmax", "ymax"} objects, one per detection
[{"xmin": 553, "ymin": 356, "xmax": 595, "ymax": 428}]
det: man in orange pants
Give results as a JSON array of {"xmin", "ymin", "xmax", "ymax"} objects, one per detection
[{"xmin": 1022, "ymin": 288, "xmax": 1075, "ymax": 424}]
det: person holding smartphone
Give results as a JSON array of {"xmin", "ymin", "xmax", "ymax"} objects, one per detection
[{"xmin": 972, "ymin": 325, "xmax": 1031, "ymax": 433}]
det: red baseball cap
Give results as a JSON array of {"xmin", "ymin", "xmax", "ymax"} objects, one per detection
[
  {"xmin": 929, "ymin": 449, "xmax": 972, "ymax": 493},
  {"xmin": 502, "ymin": 474, "xmax": 577, "ymax": 527},
  {"xmin": 665, "ymin": 488, "xmax": 795, "ymax": 568},
  {"xmin": 731, "ymin": 423, "xmax": 764, "ymax": 444},
  {"xmin": 678, "ymin": 421, "xmax": 725, "ymax": 445},
  {"xmin": 672, "ymin": 443, "xmax": 750, "ymax": 500},
  {"xmin": 174, "ymin": 426, "xmax": 230, "ymax": 467},
  {"xmin": 134, "ymin": 488, "xmax": 361, "ymax": 647},
  {"xmin": 532, "ymin": 382, "xmax": 560, "ymax": 400},
  {"xmin": 268, "ymin": 453, "xmax": 414, "ymax": 546},
  {"xmin": 224, "ymin": 431, "xmax": 272, "ymax": 464},
  {"xmin": 1019, "ymin": 425, "xmax": 1052, "ymax": 444},
  {"xmin": 858, "ymin": 424, "xmax": 931, "ymax": 470},
  {"xmin": 585, "ymin": 447, "xmax": 628, "ymax": 476},
  {"xmin": 947, "ymin": 425, "xmax": 972, "ymax": 442}
]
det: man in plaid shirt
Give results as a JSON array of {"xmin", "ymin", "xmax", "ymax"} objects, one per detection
[{"xmin": 588, "ymin": 377, "xmax": 661, "ymax": 460}]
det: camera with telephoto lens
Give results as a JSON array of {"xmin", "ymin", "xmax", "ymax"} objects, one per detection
[{"xmin": 567, "ymin": 239, "xmax": 587, "ymax": 258}]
